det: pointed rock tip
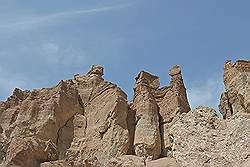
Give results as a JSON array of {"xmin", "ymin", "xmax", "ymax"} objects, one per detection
[
  {"xmin": 169, "ymin": 65, "xmax": 182, "ymax": 76},
  {"xmin": 135, "ymin": 70, "xmax": 160, "ymax": 89},
  {"xmin": 87, "ymin": 65, "xmax": 104, "ymax": 76}
]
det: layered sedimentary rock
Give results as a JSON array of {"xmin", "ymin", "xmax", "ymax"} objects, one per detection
[
  {"xmin": 5, "ymin": 137, "xmax": 58, "ymax": 167},
  {"xmin": 0, "ymin": 65, "xmax": 130, "ymax": 166},
  {"xmin": 131, "ymin": 71, "xmax": 162, "ymax": 160},
  {"xmin": 66, "ymin": 65, "xmax": 130, "ymax": 165},
  {"xmin": 156, "ymin": 65, "xmax": 190, "ymax": 156},
  {"xmin": 169, "ymin": 106, "xmax": 250, "ymax": 167},
  {"xmin": 0, "ymin": 60, "xmax": 249, "ymax": 167},
  {"xmin": 0, "ymin": 80, "xmax": 83, "ymax": 166},
  {"xmin": 219, "ymin": 60, "xmax": 250, "ymax": 118},
  {"xmin": 129, "ymin": 65, "xmax": 190, "ymax": 159}
]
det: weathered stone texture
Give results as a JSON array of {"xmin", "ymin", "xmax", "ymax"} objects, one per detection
[
  {"xmin": 0, "ymin": 60, "xmax": 249, "ymax": 167},
  {"xmin": 66, "ymin": 65, "xmax": 130, "ymax": 166},
  {"xmin": 131, "ymin": 71, "xmax": 161, "ymax": 160},
  {"xmin": 5, "ymin": 137, "xmax": 58, "ymax": 167},
  {"xmin": 169, "ymin": 106, "xmax": 250, "ymax": 167},
  {"xmin": 129, "ymin": 65, "xmax": 190, "ymax": 160},
  {"xmin": 107, "ymin": 155, "xmax": 145, "ymax": 167},
  {"xmin": 0, "ymin": 65, "xmax": 130, "ymax": 166},
  {"xmin": 219, "ymin": 60, "xmax": 250, "ymax": 118},
  {"xmin": 146, "ymin": 157, "xmax": 178, "ymax": 167}
]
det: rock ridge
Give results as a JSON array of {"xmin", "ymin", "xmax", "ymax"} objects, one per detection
[{"xmin": 0, "ymin": 60, "xmax": 249, "ymax": 167}]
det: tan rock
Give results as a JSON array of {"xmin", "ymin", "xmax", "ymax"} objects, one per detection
[
  {"xmin": 169, "ymin": 106, "xmax": 250, "ymax": 167},
  {"xmin": 146, "ymin": 157, "xmax": 178, "ymax": 167},
  {"xmin": 129, "ymin": 66, "xmax": 190, "ymax": 159},
  {"xmin": 107, "ymin": 155, "xmax": 145, "ymax": 167},
  {"xmin": 132, "ymin": 71, "xmax": 161, "ymax": 160},
  {"xmin": 4, "ymin": 137, "xmax": 58, "ymax": 167},
  {"xmin": 240, "ymin": 159, "xmax": 250, "ymax": 167},
  {"xmin": 219, "ymin": 60, "xmax": 250, "ymax": 118},
  {"xmin": 155, "ymin": 65, "xmax": 190, "ymax": 156},
  {"xmin": 41, "ymin": 160, "xmax": 74, "ymax": 167},
  {"xmin": 66, "ymin": 66, "xmax": 130, "ymax": 166},
  {"xmin": 0, "ymin": 80, "xmax": 83, "ymax": 166}
]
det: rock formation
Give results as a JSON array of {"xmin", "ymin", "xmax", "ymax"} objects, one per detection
[
  {"xmin": 0, "ymin": 60, "xmax": 249, "ymax": 167},
  {"xmin": 169, "ymin": 106, "xmax": 250, "ymax": 167},
  {"xmin": 129, "ymin": 65, "xmax": 190, "ymax": 160},
  {"xmin": 219, "ymin": 60, "xmax": 250, "ymax": 118},
  {"xmin": 66, "ymin": 65, "xmax": 130, "ymax": 166},
  {"xmin": 131, "ymin": 71, "xmax": 162, "ymax": 160}
]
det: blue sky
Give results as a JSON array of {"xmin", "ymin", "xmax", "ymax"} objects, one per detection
[{"xmin": 0, "ymin": 0, "xmax": 249, "ymax": 110}]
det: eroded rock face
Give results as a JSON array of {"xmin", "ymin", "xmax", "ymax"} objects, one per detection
[
  {"xmin": 219, "ymin": 60, "xmax": 250, "ymax": 118},
  {"xmin": 0, "ymin": 65, "xmax": 131, "ymax": 166},
  {"xmin": 4, "ymin": 137, "xmax": 58, "ymax": 167},
  {"xmin": 0, "ymin": 80, "xmax": 83, "ymax": 166},
  {"xmin": 169, "ymin": 106, "xmax": 250, "ymax": 167},
  {"xmin": 131, "ymin": 71, "xmax": 161, "ymax": 160},
  {"xmin": 130, "ymin": 65, "xmax": 190, "ymax": 159},
  {"xmin": 65, "ymin": 65, "xmax": 130, "ymax": 166},
  {"xmin": 156, "ymin": 65, "xmax": 190, "ymax": 156},
  {"xmin": 146, "ymin": 157, "xmax": 178, "ymax": 167},
  {"xmin": 0, "ymin": 60, "xmax": 249, "ymax": 167},
  {"xmin": 107, "ymin": 155, "xmax": 145, "ymax": 167}
]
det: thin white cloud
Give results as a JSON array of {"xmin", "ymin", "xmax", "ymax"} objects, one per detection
[
  {"xmin": 0, "ymin": 4, "xmax": 129, "ymax": 31},
  {"xmin": 187, "ymin": 75, "xmax": 224, "ymax": 111}
]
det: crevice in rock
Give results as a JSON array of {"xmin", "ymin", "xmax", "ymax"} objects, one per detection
[
  {"xmin": 56, "ymin": 116, "xmax": 74, "ymax": 160},
  {"xmin": 159, "ymin": 114, "xmax": 166, "ymax": 158},
  {"xmin": 126, "ymin": 107, "xmax": 136, "ymax": 155}
]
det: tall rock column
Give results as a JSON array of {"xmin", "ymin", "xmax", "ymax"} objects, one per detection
[
  {"xmin": 66, "ymin": 65, "xmax": 130, "ymax": 166},
  {"xmin": 155, "ymin": 65, "xmax": 190, "ymax": 156},
  {"xmin": 131, "ymin": 71, "xmax": 161, "ymax": 161},
  {"xmin": 219, "ymin": 60, "xmax": 250, "ymax": 118}
]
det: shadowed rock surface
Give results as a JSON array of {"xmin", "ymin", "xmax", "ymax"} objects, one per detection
[{"xmin": 0, "ymin": 60, "xmax": 249, "ymax": 167}]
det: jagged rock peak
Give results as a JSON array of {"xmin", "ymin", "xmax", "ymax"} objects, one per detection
[
  {"xmin": 135, "ymin": 71, "xmax": 160, "ymax": 89},
  {"xmin": 169, "ymin": 65, "xmax": 181, "ymax": 77},
  {"xmin": 224, "ymin": 60, "xmax": 250, "ymax": 88},
  {"xmin": 87, "ymin": 64, "xmax": 104, "ymax": 76},
  {"xmin": 0, "ymin": 60, "xmax": 249, "ymax": 167}
]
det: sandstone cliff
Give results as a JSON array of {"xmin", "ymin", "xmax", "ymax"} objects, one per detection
[{"xmin": 0, "ymin": 60, "xmax": 249, "ymax": 167}]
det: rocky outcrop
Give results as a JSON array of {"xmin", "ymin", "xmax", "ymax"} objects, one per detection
[
  {"xmin": 0, "ymin": 65, "xmax": 130, "ymax": 166},
  {"xmin": 169, "ymin": 106, "xmax": 250, "ymax": 167},
  {"xmin": 4, "ymin": 137, "xmax": 58, "ymax": 167},
  {"xmin": 131, "ymin": 71, "xmax": 161, "ymax": 160},
  {"xmin": 66, "ymin": 65, "xmax": 130, "ymax": 166},
  {"xmin": 156, "ymin": 65, "xmax": 190, "ymax": 156},
  {"xmin": 219, "ymin": 60, "xmax": 250, "ymax": 118},
  {"xmin": 0, "ymin": 60, "xmax": 249, "ymax": 167},
  {"xmin": 0, "ymin": 80, "xmax": 83, "ymax": 166},
  {"xmin": 129, "ymin": 65, "xmax": 190, "ymax": 159}
]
